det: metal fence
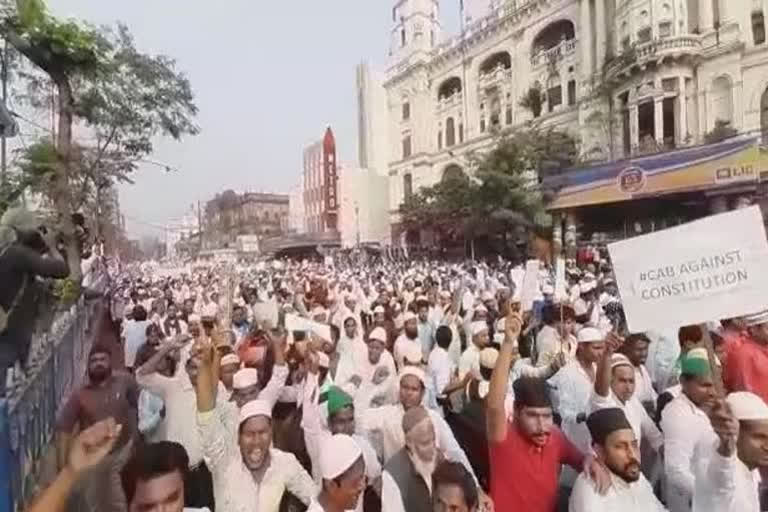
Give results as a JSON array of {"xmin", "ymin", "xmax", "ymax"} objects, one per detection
[{"xmin": 0, "ymin": 299, "xmax": 97, "ymax": 512}]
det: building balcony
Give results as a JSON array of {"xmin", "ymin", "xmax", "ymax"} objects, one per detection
[
  {"xmin": 531, "ymin": 38, "xmax": 578, "ymax": 68},
  {"xmin": 436, "ymin": 92, "xmax": 463, "ymax": 113},
  {"xmin": 605, "ymin": 35, "xmax": 702, "ymax": 80},
  {"xmin": 478, "ymin": 66, "xmax": 513, "ymax": 90}
]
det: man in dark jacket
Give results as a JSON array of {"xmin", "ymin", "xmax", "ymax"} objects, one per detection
[{"xmin": 0, "ymin": 207, "xmax": 69, "ymax": 395}]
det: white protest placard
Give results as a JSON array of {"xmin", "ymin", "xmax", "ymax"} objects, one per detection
[
  {"xmin": 519, "ymin": 260, "xmax": 541, "ymax": 311},
  {"xmin": 510, "ymin": 267, "xmax": 525, "ymax": 301},
  {"xmin": 608, "ymin": 206, "xmax": 768, "ymax": 332},
  {"xmin": 285, "ymin": 313, "xmax": 310, "ymax": 332},
  {"xmin": 307, "ymin": 320, "xmax": 332, "ymax": 342}
]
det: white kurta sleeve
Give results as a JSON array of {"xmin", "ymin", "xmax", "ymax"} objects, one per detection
[
  {"xmin": 381, "ymin": 471, "xmax": 407, "ymax": 512},
  {"xmin": 431, "ymin": 412, "xmax": 478, "ymax": 485},
  {"xmin": 283, "ymin": 452, "xmax": 318, "ymax": 505},
  {"xmin": 259, "ymin": 363, "xmax": 289, "ymax": 409},
  {"xmin": 661, "ymin": 405, "xmax": 696, "ymax": 499}
]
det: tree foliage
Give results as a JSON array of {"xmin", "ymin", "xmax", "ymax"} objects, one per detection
[
  {"xmin": 704, "ymin": 119, "xmax": 738, "ymax": 145},
  {"xmin": 399, "ymin": 128, "xmax": 579, "ymax": 246},
  {"xmin": 0, "ymin": 0, "xmax": 199, "ymax": 279}
]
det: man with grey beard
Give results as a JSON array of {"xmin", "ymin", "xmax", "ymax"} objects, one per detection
[{"xmin": 381, "ymin": 406, "xmax": 440, "ymax": 512}]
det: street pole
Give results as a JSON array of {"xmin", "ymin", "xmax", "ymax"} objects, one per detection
[
  {"xmin": 355, "ymin": 203, "xmax": 360, "ymax": 246},
  {"xmin": 197, "ymin": 199, "xmax": 203, "ymax": 252},
  {"xmin": 1, "ymin": 40, "xmax": 8, "ymax": 185}
]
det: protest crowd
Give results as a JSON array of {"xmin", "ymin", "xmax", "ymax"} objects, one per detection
[{"xmin": 13, "ymin": 219, "xmax": 768, "ymax": 512}]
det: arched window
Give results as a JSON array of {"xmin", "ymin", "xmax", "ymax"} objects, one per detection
[
  {"xmin": 531, "ymin": 20, "xmax": 576, "ymax": 57},
  {"xmin": 445, "ymin": 117, "xmax": 456, "ymax": 147},
  {"xmin": 438, "ymin": 131, "xmax": 443, "ymax": 150},
  {"xmin": 442, "ymin": 164, "xmax": 465, "ymax": 183},
  {"xmin": 711, "ymin": 76, "xmax": 733, "ymax": 125},
  {"xmin": 437, "ymin": 76, "xmax": 462, "ymax": 101},
  {"xmin": 479, "ymin": 51, "xmax": 512, "ymax": 75}
]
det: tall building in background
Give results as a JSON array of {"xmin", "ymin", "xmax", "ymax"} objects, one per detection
[
  {"xmin": 303, "ymin": 127, "xmax": 338, "ymax": 233},
  {"xmin": 288, "ymin": 176, "xmax": 305, "ymax": 234},
  {"xmin": 356, "ymin": 61, "xmax": 390, "ymax": 176}
]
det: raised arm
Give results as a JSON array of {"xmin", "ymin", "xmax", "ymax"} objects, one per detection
[
  {"xmin": 487, "ymin": 306, "xmax": 521, "ymax": 443},
  {"xmin": 594, "ymin": 332, "xmax": 622, "ymax": 398}
]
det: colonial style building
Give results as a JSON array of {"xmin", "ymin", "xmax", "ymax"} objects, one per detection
[
  {"xmin": 202, "ymin": 191, "xmax": 289, "ymax": 249},
  {"xmin": 380, "ymin": 0, "xmax": 768, "ymax": 243}
]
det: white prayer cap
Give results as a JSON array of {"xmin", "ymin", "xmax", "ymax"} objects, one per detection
[
  {"xmin": 610, "ymin": 353, "xmax": 633, "ymax": 370},
  {"xmin": 221, "ymin": 354, "xmax": 241, "ymax": 367},
  {"xmin": 481, "ymin": 291, "xmax": 494, "ymax": 301},
  {"xmin": 188, "ymin": 314, "xmax": 201, "ymax": 324},
  {"xmin": 373, "ymin": 305, "xmax": 385, "ymax": 314},
  {"xmin": 471, "ymin": 321, "xmax": 488, "ymax": 336},
  {"xmin": 493, "ymin": 333, "xmax": 504, "ymax": 345},
  {"xmin": 495, "ymin": 317, "xmax": 505, "ymax": 331},
  {"xmin": 399, "ymin": 366, "xmax": 427, "ymax": 387},
  {"xmin": 577, "ymin": 327, "xmax": 604, "ymax": 344},
  {"xmin": 233, "ymin": 368, "xmax": 259, "ymax": 390},
  {"xmin": 319, "ymin": 434, "xmax": 362, "ymax": 480},
  {"xmin": 727, "ymin": 392, "xmax": 768, "ymax": 421},
  {"xmin": 393, "ymin": 302, "xmax": 402, "ymax": 312},
  {"xmin": 541, "ymin": 284, "xmax": 555, "ymax": 295},
  {"xmin": 416, "ymin": 294, "xmax": 428, "ymax": 303},
  {"xmin": 580, "ymin": 281, "xmax": 597, "ymax": 294},
  {"xmin": 573, "ymin": 300, "xmax": 588, "ymax": 317},
  {"xmin": 202, "ymin": 303, "xmax": 218, "ymax": 318},
  {"xmin": 403, "ymin": 311, "xmax": 417, "ymax": 323},
  {"xmin": 318, "ymin": 352, "xmax": 330, "ymax": 368},
  {"xmin": 743, "ymin": 310, "xmax": 768, "ymax": 327},
  {"xmin": 479, "ymin": 347, "xmax": 499, "ymax": 369},
  {"xmin": 439, "ymin": 290, "xmax": 451, "ymax": 299},
  {"xmin": 474, "ymin": 304, "xmax": 488, "ymax": 314},
  {"xmin": 368, "ymin": 327, "xmax": 388, "ymax": 343},
  {"xmin": 238, "ymin": 399, "xmax": 272, "ymax": 425},
  {"xmin": 402, "ymin": 344, "xmax": 423, "ymax": 365}
]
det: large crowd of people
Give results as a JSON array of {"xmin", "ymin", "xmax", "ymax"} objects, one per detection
[{"xmin": 19, "ymin": 245, "xmax": 768, "ymax": 512}]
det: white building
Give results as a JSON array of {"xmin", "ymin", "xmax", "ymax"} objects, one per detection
[
  {"xmin": 288, "ymin": 176, "xmax": 306, "ymax": 234},
  {"xmin": 357, "ymin": 61, "xmax": 392, "ymax": 177},
  {"xmin": 379, "ymin": 0, "xmax": 768, "ymax": 240},
  {"xmin": 338, "ymin": 164, "xmax": 391, "ymax": 248},
  {"xmin": 165, "ymin": 206, "xmax": 198, "ymax": 258}
]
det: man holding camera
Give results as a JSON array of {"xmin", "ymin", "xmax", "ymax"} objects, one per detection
[{"xmin": 0, "ymin": 207, "xmax": 70, "ymax": 396}]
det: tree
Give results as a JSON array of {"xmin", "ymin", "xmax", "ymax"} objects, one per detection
[
  {"xmin": 399, "ymin": 127, "xmax": 579, "ymax": 255},
  {"xmin": 519, "ymin": 82, "xmax": 544, "ymax": 118},
  {"xmin": 704, "ymin": 119, "xmax": 738, "ymax": 144},
  {"xmin": 1, "ymin": 0, "xmax": 198, "ymax": 280}
]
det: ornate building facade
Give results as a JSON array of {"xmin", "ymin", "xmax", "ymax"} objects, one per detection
[{"xmin": 382, "ymin": 0, "xmax": 768, "ymax": 241}]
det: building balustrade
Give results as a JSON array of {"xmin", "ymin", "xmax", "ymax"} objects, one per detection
[
  {"xmin": 531, "ymin": 38, "xmax": 578, "ymax": 67},
  {"xmin": 606, "ymin": 35, "xmax": 702, "ymax": 79}
]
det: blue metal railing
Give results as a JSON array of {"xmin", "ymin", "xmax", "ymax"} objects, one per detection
[{"xmin": 0, "ymin": 300, "xmax": 95, "ymax": 512}]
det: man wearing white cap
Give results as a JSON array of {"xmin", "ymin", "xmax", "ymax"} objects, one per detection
[
  {"xmin": 555, "ymin": 327, "xmax": 606, "ymax": 458},
  {"xmin": 219, "ymin": 353, "xmax": 240, "ymax": 392},
  {"xmin": 394, "ymin": 311, "xmax": 421, "ymax": 370},
  {"xmin": 354, "ymin": 365, "xmax": 479, "ymax": 488},
  {"xmin": 307, "ymin": 434, "xmax": 366, "ymax": 512},
  {"xmin": 194, "ymin": 343, "xmax": 315, "ymax": 512},
  {"xmin": 458, "ymin": 321, "xmax": 489, "ymax": 381},
  {"xmin": 590, "ymin": 335, "xmax": 663, "ymax": 461},
  {"xmin": 334, "ymin": 327, "xmax": 398, "ymax": 401},
  {"xmin": 693, "ymin": 392, "xmax": 768, "ymax": 512}
]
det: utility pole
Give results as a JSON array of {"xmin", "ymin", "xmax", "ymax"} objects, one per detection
[
  {"xmin": 197, "ymin": 199, "xmax": 203, "ymax": 252},
  {"xmin": 1, "ymin": 40, "xmax": 8, "ymax": 184}
]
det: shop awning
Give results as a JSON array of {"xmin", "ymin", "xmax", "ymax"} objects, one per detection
[{"xmin": 543, "ymin": 137, "xmax": 767, "ymax": 210}]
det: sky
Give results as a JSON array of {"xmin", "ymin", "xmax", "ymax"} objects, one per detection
[{"xmin": 39, "ymin": 0, "xmax": 462, "ymax": 238}]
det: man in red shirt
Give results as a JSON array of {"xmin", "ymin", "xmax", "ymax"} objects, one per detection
[
  {"xmin": 725, "ymin": 310, "xmax": 768, "ymax": 404},
  {"xmin": 486, "ymin": 309, "xmax": 586, "ymax": 512}
]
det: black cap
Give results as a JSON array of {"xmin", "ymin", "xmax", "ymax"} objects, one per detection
[{"xmin": 587, "ymin": 408, "xmax": 632, "ymax": 445}]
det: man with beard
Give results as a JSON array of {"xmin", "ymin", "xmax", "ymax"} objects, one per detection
[
  {"xmin": 335, "ymin": 327, "xmax": 398, "ymax": 400},
  {"xmin": 355, "ymin": 365, "xmax": 482, "ymax": 504},
  {"xmin": 56, "ymin": 346, "xmax": 140, "ymax": 471},
  {"xmin": 394, "ymin": 311, "xmax": 421, "ymax": 370},
  {"xmin": 569, "ymin": 408, "xmax": 666, "ymax": 511},
  {"xmin": 230, "ymin": 305, "xmax": 250, "ymax": 345},
  {"xmin": 416, "ymin": 297, "xmax": 436, "ymax": 361},
  {"xmin": 619, "ymin": 334, "xmax": 657, "ymax": 409},
  {"xmin": 163, "ymin": 302, "xmax": 188, "ymax": 338},
  {"xmin": 693, "ymin": 392, "xmax": 768, "ymax": 512},
  {"xmin": 724, "ymin": 310, "xmax": 768, "ymax": 404},
  {"xmin": 382, "ymin": 406, "xmax": 440, "ymax": 512},
  {"xmin": 307, "ymin": 434, "xmax": 367, "ymax": 512},
  {"xmin": 459, "ymin": 322, "xmax": 489, "ymax": 381},
  {"xmin": 194, "ymin": 342, "xmax": 315, "ymax": 512}
]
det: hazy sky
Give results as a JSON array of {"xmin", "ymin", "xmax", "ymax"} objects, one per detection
[{"xmin": 39, "ymin": 1, "xmax": 461, "ymax": 237}]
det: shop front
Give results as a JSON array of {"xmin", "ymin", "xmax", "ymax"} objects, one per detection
[{"xmin": 543, "ymin": 137, "xmax": 768, "ymax": 257}]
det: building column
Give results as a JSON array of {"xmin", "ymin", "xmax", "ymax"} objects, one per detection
[
  {"xmin": 699, "ymin": 0, "xmax": 713, "ymax": 31},
  {"xmin": 654, "ymin": 96, "xmax": 665, "ymax": 146},
  {"xmin": 717, "ymin": 0, "xmax": 730, "ymax": 23},
  {"xmin": 595, "ymin": 0, "xmax": 606, "ymax": 68},
  {"xmin": 580, "ymin": 0, "xmax": 593, "ymax": 79},
  {"xmin": 678, "ymin": 76, "xmax": 688, "ymax": 145},
  {"xmin": 629, "ymin": 104, "xmax": 640, "ymax": 153}
]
